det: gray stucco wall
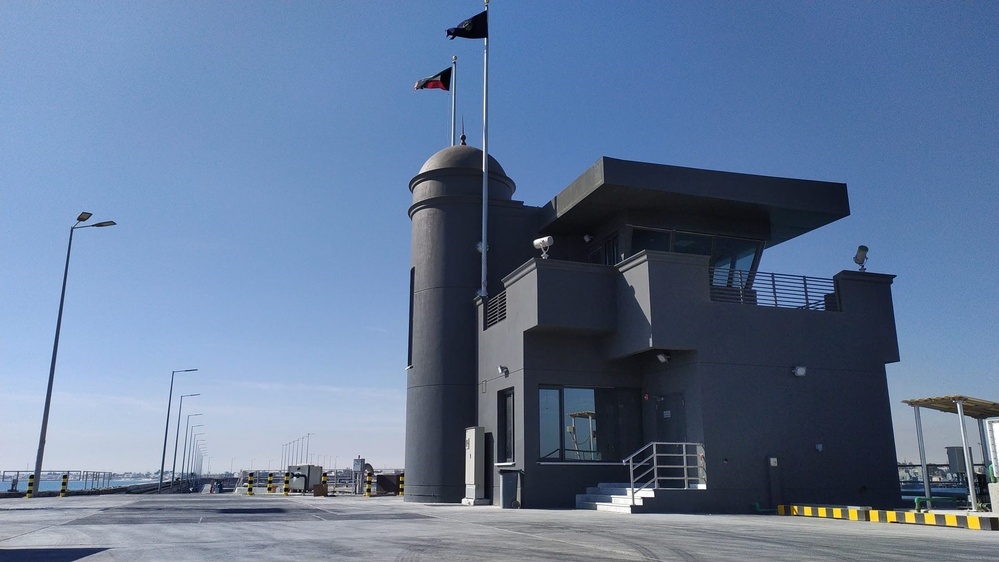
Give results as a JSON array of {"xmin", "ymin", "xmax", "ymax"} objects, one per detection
[{"xmin": 476, "ymin": 252, "xmax": 900, "ymax": 511}]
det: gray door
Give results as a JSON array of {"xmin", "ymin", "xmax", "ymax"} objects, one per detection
[{"xmin": 656, "ymin": 393, "xmax": 686, "ymax": 442}]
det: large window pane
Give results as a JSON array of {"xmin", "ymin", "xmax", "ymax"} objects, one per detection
[
  {"xmin": 672, "ymin": 232, "xmax": 712, "ymax": 255},
  {"xmin": 563, "ymin": 388, "xmax": 597, "ymax": 460},
  {"xmin": 631, "ymin": 228, "xmax": 671, "ymax": 254},
  {"xmin": 710, "ymin": 237, "xmax": 760, "ymax": 287},
  {"xmin": 498, "ymin": 389, "xmax": 515, "ymax": 462},
  {"xmin": 539, "ymin": 388, "xmax": 561, "ymax": 460}
]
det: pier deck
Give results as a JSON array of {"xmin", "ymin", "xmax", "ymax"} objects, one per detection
[{"xmin": 1, "ymin": 494, "xmax": 996, "ymax": 561}]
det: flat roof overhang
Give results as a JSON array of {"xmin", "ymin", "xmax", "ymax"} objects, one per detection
[
  {"xmin": 902, "ymin": 395, "xmax": 999, "ymax": 420},
  {"xmin": 538, "ymin": 157, "xmax": 850, "ymax": 246}
]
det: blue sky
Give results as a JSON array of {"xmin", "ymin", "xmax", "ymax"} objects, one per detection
[{"xmin": 1, "ymin": 1, "xmax": 995, "ymax": 474}]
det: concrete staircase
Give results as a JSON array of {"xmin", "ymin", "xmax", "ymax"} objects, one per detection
[{"xmin": 575, "ymin": 482, "xmax": 655, "ymax": 513}]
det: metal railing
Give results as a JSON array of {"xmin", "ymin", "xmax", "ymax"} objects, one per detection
[
  {"xmin": 485, "ymin": 290, "xmax": 507, "ymax": 328},
  {"xmin": 2, "ymin": 470, "xmax": 116, "ymax": 493},
  {"xmin": 709, "ymin": 268, "xmax": 838, "ymax": 311},
  {"xmin": 622, "ymin": 442, "xmax": 706, "ymax": 505}
]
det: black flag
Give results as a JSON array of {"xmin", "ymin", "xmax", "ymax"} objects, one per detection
[{"xmin": 446, "ymin": 11, "xmax": 487, "ymax": 40}]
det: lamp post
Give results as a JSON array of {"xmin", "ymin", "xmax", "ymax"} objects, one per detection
[
  {"xmin": 170, "ymin": 394, "xmax": 199, "ymax": 485},
  {"xmin": 305, "ymin": 433, "xmax": 315, "ymax": 465},
  {"xmin": 181, "ymin": 422, "xmax": 203, "ymax": 485},
  {"xmin": 158, "ymin": 368, "xmax": 198, "ymax": 492},
  {"xmin": 188, "ymin": 432, "xmax": 203, "ymax": 479},
  {"xmin": 32, "ymin": 212, "xmax": 116, "ymax": 494},
  {"xmin": 230, "ymin": 457, "xmax": 237, "ymax": 474}
]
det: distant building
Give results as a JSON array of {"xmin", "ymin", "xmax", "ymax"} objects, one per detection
[{"xmin": 406, "ymin": 144, "xmax": 901, "ymax": 512}]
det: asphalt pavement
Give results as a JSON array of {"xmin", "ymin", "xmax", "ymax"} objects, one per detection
[{"xmin": 1, "ymin": 493, "xmax": 996, "ymax": 561}]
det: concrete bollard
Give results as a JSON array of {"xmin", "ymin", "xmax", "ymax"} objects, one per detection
[
  {"xmin": 364, "ymin": 471, "xmax": 372, "ymax": 497},
  {"xmin": 26, "ymin": 474, "xmax": 35, "ymax": 499},
  {"xmin": 267, "ymin": 472, "xmax": 274, "ymax": 493},
  {"xmin": 247, "ymin": 472, "xmax": 254, "ymax": 496},
  {"xmin": 283, "ymin": 472, "xmax": 290, "ymax": 496},
  {"xmin": 398, "ymin": 473, "xmax": 404, "ymax": 496},
  {"xmin": 60, "ymin": 474, "xmax": 69, "ymax": 497}
]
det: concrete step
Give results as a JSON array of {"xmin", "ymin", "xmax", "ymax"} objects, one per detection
[
  {"xmin": 576, "ymin": 493, "xmax": 639, "ymax": 506},
  {"xmin": 585, "ymin": 486, "xmax": 655, "ymax": 498},
  {"xmin": 576, "ymin": 500, "xmax": 638, "ymax": 514}
]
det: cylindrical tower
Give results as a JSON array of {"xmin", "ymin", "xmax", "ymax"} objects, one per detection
[{"xmin": 406, "ymin": 144, "xmax": 515, "ymax": 503}]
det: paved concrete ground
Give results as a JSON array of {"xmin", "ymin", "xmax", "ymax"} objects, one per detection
[{"xmin": 1, "ymin": 494, "xmax": 996, "ymax": 561}]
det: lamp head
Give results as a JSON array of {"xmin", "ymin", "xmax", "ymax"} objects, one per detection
[
  {"xmin": 93, "ymin": 221, "xmax": 116, "ymax": 227},
  {"xmin": 77, "ymin": 212, "xmax": 93, "ymax": 222}
]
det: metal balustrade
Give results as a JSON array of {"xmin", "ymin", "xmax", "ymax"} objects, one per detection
[
  {"xmin": 622, "ymin": 442, "xmax": 707, "ymax": 506},
  {"xmin": 709, "ymin": 268, "xmax": 838, "ymax": 311}
]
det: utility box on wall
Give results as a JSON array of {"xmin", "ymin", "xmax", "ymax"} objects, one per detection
[{"xmin": 462, "ymin": 426, "xmax": 486, "ymax": 505}]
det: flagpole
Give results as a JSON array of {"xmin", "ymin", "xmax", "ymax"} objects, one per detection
[
  {"xmin": 451, "ymin": 56, "xmax": 457, "ymax": 146},
  {"xmin": 479, "ymin": 0, "xmax": 489, "ymax": 298}
]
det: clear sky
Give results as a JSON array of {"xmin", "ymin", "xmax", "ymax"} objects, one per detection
[{"xmin": 1, "ymin": 1, "xmax": 996, "ymax": 475}]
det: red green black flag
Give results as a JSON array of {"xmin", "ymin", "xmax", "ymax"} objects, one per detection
[{"xmin": 414, "ymin": 66, "xmax": 452, "ymax": 91}]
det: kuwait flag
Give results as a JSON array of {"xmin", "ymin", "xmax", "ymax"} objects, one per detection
[{"xmin": 415, "ymin": 67, "xmax": 452, "ymax": 91}]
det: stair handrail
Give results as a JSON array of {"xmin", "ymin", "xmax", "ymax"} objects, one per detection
[{"xmin": 622, "ymin": 442, "xmax": 706, "ymax": 506}]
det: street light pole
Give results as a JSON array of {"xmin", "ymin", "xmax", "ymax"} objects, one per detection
[
  {"xmin": 182, "ymin": 423, "xmax": 203, "ymax": 485},
  {"xmin": 306, "ymin": 433, "xmax": 314, "ymax": 465},
  {"xmin": 32, "ymin": 212, "xmax": 116, "ymax": 494},
  {"xmin": 158, "ymin": 368, "xmax": 198, "ymax": 492},
  {"xmin": 171, "ymin": 394, "xmax": 199, "ymax": 485}
]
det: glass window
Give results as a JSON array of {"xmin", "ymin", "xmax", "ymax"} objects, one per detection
[
  {"xmin": 631, "ymin": 228, "xmax": 671, "ymax": 254},
  {"xmin": 498, "ymin": 389, "xmax": 515, "ymax": 463},
  {"xmin": 710, "ymin": 237, "xmax": 760, "ymax": 287},
  {"xmin": 539, "ymin": 388, "xmax": 561, "ymax": 460},
  {"xmin": 539, "ymin": 386, "xmax": 642, "ymax": 462},
  {"xmin": 672, "ymin": 232, "xmax": 712, "ymax": 256},
  {"xmin": 564, "ymin": 388, "xmax": 597, "ymax": 460},
  {"xmin": 588, "ymin": 235, "xmax": 620, "ymax": 265}
]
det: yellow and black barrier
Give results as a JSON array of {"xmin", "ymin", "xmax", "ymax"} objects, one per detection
[
  {"xmin": 267, "ymin": 473, "xmax": 274, "ymax": 493},
  {"xmin": 321, "ymin": 471, "xmax": 328, "ymax": 487},
  {"xmin": 779, "ymin": 504, "xmax": 999, "ymax": 531},
  {"xmin": 247, "ymin": 472, "xmax": 254, "ymax": 496},
  {"xmin": 60, "ymin": 474, "xmax": 69, "ymax": 497},
  {"xmin": 25, "ymin": 475, "xmax": 35, "ymax": 499},
  {"xmin": 778, "ymin": 504, "xmax": 868, "ymax": 521},
  {"xmin": 398, "ymin": 473, "xmax": 404, "ymax": 496},
  {"xmin": 364, "ymin": 471, "xmax": 372, "ymax": 497},
  {"xmin": 283, "ymin": 472, "xmax": 290, "ymax": 496},
  {"xmin": 869, "ymin": 509, "xmax": 999, "ymax": 531}
]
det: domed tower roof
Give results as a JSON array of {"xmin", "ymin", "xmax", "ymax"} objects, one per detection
[
  {"xmin": 411, "ymin": 144, "xmax": 515, "ymax": 203},
  {"xmin": 419, "ymin": 144, "xmax": 507, "ymax": 177}
]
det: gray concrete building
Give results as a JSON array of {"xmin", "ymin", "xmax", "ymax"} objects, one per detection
[{"xmin": 406, "ymin": 145, "xmax": 901, "ymax": 512}]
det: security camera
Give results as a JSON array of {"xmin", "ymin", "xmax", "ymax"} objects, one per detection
[
  {"xmin": 853, "ymin": 245, "xmax": 869, "ymax": 272},
  {"xmin": 533, "ymin": 236, "xmax": 554, "ymax": 250},
  {"xmin": 533, "ymin": 236, "xmax": 554, "ymax": 259}
]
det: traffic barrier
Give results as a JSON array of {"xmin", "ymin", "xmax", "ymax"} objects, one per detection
[
  {"xmin": 398, "ymin": 473, "xmax": 405, "ymax": 496},
  {"xmin": 364, "ymin": 471, "xmax": 372, "ymax": 497},
  {"xmin": 60, "ymin": 474, "xmax": 69, "ymax": 497},
  {"xmin": 26, "ymin": 475, "xmax": 35, "ymax": 499},
  {"xmin": 267, "ymin": 472, "xmax": 274, "ymax": 493},
  {"xmin": 321, "ymin": 471, "xmax": 328, "ymax": 487},
  {"xmin": 247, "ymin": 472, "xmax": 254, "ymax": 496},
  {"xmin": 283, "ymin": 472, "xmax": 290, "ymax": 496}
]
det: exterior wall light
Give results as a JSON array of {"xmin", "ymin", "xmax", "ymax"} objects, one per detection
[
  {"xmin": 793, "ymin": 366, "xmax": 807, "ymax": 377},
  {"xmin": 656, "ymin": 353, "xmax": 670, "ymax": 364}
]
